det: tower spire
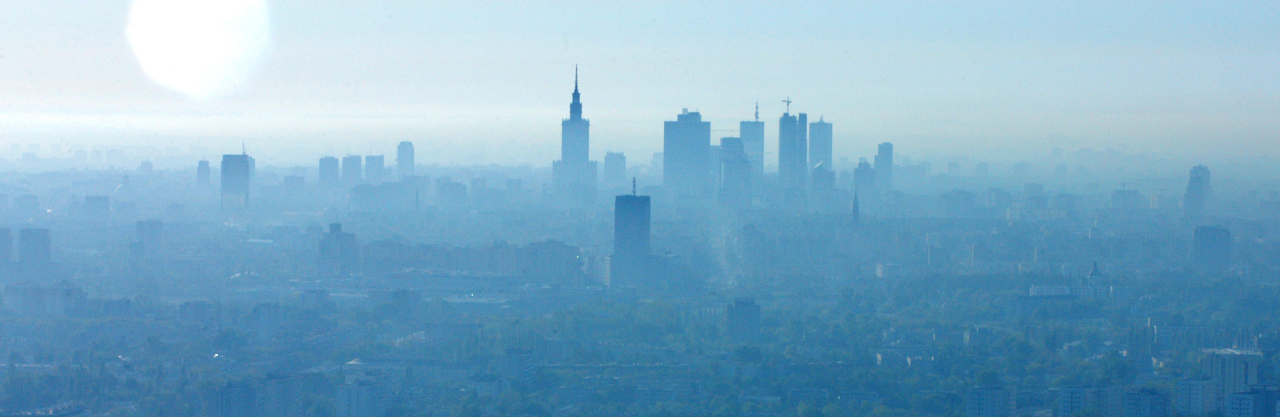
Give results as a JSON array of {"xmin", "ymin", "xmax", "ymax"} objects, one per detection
[{"xmin": 569, "ymin": 66, "xmax": 582, "ymax": 120}]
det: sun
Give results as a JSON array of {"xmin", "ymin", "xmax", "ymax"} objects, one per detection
[{"xmin": 126, "ymin": 0, "xmax": 271, "ymax": 100}]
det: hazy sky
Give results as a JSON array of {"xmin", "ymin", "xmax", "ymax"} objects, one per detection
[{"xmin": 0, "ymin": 1, "xmax": 1276, "ymax": 167}]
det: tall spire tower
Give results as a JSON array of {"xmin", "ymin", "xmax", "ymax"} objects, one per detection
[
  {"xmin": 553, "ymin": 66, "xmax": 597, "ymax": 203},
  {"xmin": 570, "ymin": 65, "xmax": 582, "ymax": 121}
]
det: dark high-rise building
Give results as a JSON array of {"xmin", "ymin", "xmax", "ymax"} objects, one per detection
[
  {"xmin": 341, "ymin": 155, "xmax": 362, "ymax": 185},
  {"xmin": 1185, "ymin": 165, "xmax": 1211, "ymax": 221},
  {"xmin": 365, "ymin": 155, "xmax": 385, "ymax": 183},
  {"xmin": 809, "ymin": 117, "xmax": 833, "ymax": 172},
  {"xmin": 612, "ymin": 192, "xmax": 651, "ymax": 287},
  {"xmin": 220, "ymin": 154, "xmax": 254, "ymax": 210},
  {"xmin": 1193, "ymin": 225, "xmax": 1231, "ymax": 268},
  {"xmin": 603, "ymin": 152, "xmax": 626, "ymax": 189},
  {"xmin": 719, "ymin": 137, "xmax": 751, "ymax": 206},
  {"xmin": 740, "ymin": 104, "xmax": 765, "ymax": 178},
  {"xmin": 396, "ymin": 141, "xmax": 414, "ymax": 179},
  {"xmin": 552, "ymin": 68, "xmax": 598, "ymax": 202},
  {"xmin": 18, "ymin": 228, "xmax": 51, "ymax": 267},
  {"xmin": 614, "ymin": 194, "xmax": 651, "ymax": 259},
  {"xmin": 197, "ymin": 160, "xmax": 210, "ymax": 187},
  {"xmin": 874, "ymin": 142, "xmax": 894, "ymax": 190},
  {"xmin": 319, "ymin": 156, "xmax": 340, "ymax": 188},
  {"xmin": 778, "ymin": 111, "xmax": 808, "ymax": 195},
  {"xmin": 663, "ymin": 109, "xmax": 711, "ymax": 196}
]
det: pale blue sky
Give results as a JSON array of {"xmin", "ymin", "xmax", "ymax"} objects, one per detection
[{"xmin": 0, "ymin": 1, "xmax": 1276, "ymax": 167}]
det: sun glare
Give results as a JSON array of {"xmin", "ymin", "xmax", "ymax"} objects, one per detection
[{"xmin": 126, "ymin": 0, "xmax": 271, "ymax": 100}]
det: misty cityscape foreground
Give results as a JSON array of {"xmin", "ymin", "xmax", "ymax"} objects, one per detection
[{"xmin": 1, "ymin": 70, "xmax": 1276, "ymax": 417}]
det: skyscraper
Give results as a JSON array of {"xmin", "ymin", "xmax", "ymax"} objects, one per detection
[
  {"xmin": 854, "ymin": 158, "xmax": 876, "ymax": 196},
  {"xmin": 197, "ymin": 160, "xmax": 210, "ymax": 187},
  {"xmin": 809, "ymin": 117, "xmax": 833, "ymax": 172},
  {"xmin": 612, "ymin": 191, "xmax": 651, "ymax": 286},
  {"xmin": 342, "ymin": 155, "xmax": 362, "ymax": 185},
  {"xmin": 663, "ymin": 109, "xmax": 711, "ymax": 196},
  {"xmin": 603, "ymin": 152, "xmax": 626, "ymax": 189},
  {"xmin": 396, "ymin": 141, "xmax": 414, "ymax": 179},
  {"xmin": 319, "ymin": 157, "xmax": 340, "ymax": 188},
  {"xmin": 220, "ymin": 153, "xmax": 254, "ymax": 210},
  {"xmin": 365, "ymin": 155, "xmax": 385, "ymax": 183},
  {"xmin": 778, "ymin": 111, "xmax": 808, "ymax": 196},
  {"xmin": 875, "ymin": 142, "xmax": 894, "ymax": 190},
  {"xmin": 614, "ymin": 193, "xmax": 651, "ymax": 259},
  {"xmin": 740, "ymin": 104, "xmax": 765, "ymax": 178},
  {"xmin": 1185, "ymin": 165, "xmax": 1211, "ymax": 221},
  {"xmin": 552, "ymin": 68, "xmax": 598, "ymax": 202},
  {"xmin": 719, "ymin": 137, "xmax": 751, "ymax": 206}
]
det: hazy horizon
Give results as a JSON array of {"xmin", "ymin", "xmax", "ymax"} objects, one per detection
[{"xmin": 1, "ymin": 1, "xmax": 1276, "ymax": 167}]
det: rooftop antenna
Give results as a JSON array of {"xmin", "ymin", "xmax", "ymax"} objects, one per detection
[
  {"xmin": 241, "ymin": 142, "xmax": 246, "ymax": 155},
  {"xmin": 632, "ymin": 178, "xmax": 637, "ymax": 196},
  {"xmin": 754, "ymin": 102, "xmax": 759, "ymax": 121},
  {"xmin": 782, "ymin": 97, "xmax": 792, "ymax": 113}
]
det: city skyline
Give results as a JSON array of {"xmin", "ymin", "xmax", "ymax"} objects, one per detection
[{"xmin": 0, "ymin": 2, "xmax": 1275, "ymax": 166}]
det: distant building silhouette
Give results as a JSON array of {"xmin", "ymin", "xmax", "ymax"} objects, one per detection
[
  {"xmin": 552, "ymin": 68, "xmax": 598, "ymax": 203},
  {"xmin": 719, "ymin": 137, "xmax": 751, "ymax": 206},
  {"xmin": 966, "ymin": 385, "xmax": 1014, "ymax": 417},
  {"xmin": 854, "ymin": 158, "xmax": 876, "ymax": 196},
  {"xmin": 1176, "ymin": 377, "xmax": 1219, "ymax": 417},
  {"xmin": 809, "ymin": 117, "xmax": 832, "ymax": 172},
  {"xmin": 320, "ymin": 223, "xmax": 360, "ymax": 276},
  {"xmin": 603, "ymin": 152, "xmax": 626, "ymax": 190},
  {"xmin": 874, "ymin": 142, "xmax": 893, "ymax": 190},
  {"xmin": 1193, "ymin": 226, "xmax": 1231, "ymax": 269},
  {"xmin": 197, "ymin": 160, "xmax": 210, "ymax": 187},
  {"xmin": 396, "ymin": 141, "xmax": 414, "ymax": 179},
  {"xmin": 365, "ymin": 155, "xmax": 385, "ymax": 183},
  {"xmin": 612, "ymin": 191, "xmax": 651, "ymax": 286},
  {"xmin": 319, "ymin": 156, "xmax": 340, "ymax": 188},
  {"xmin": 221, "ymin": 153, "xmax": 254, "ymax": 210},
  {"xmin": 1123, "ymin": 389, "xmax": 1169, "ymax": 417},
  {"xmin": 1202, "ymin": 349, "xmax": 1261, "ymax": 408},
  {"xmin": 663, "ymin": 109, "xmax": 711, "ymax": 196},
  {"xmin": 778, "ymin": 111, "xmax": 808, "ymax": 198},
  {"xmin": 614, "ymin": 193, "xmax": 650, "ymax": 259},
  {"xmin": 1185, "ymin": 165, "xmax": 1211, "ymax": 222},
  {"xmin": 740, "ymin": 104, "xmax": 765, "ymax": 179},
  {"xmin": 342, "ymin": 155, "xmax": 363, "ymax": 185},
  {"xmin": 1225, "ymin": 389, "xmax": 1272, "ymax": 417}
]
